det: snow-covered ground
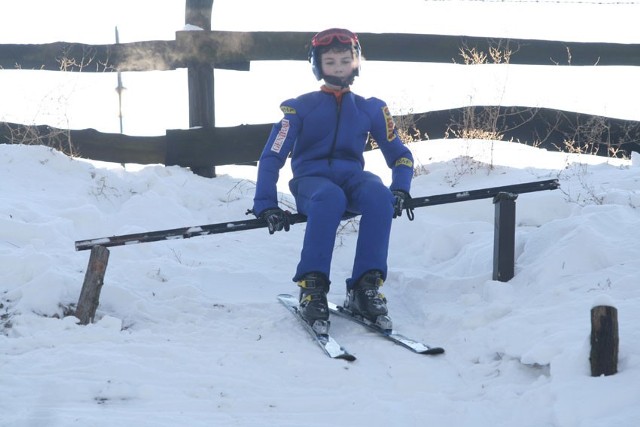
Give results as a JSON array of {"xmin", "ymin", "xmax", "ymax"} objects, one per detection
[
  {"xmin": 3, "ymin": 1, "xmax": 640, "ymax": 424},
  {"xmin": 1, "ymin": 139, "xmax": 639, "ymax": 426}
]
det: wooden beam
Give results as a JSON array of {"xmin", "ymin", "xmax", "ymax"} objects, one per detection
[
  {"xmin": 492, "ymin": 192, "xmax": 518, "ymax": 282},
  {"xmin": 590, "ymin": 305, "xmax": 619, "ymax": 376},
  {"xmin": 3, "ymin": 32, "xmax": 640, "ymax": 72},
  {"xmin": 185, "ymin": 0, "xmax": 213, "ymax": 30},
  {"xmin": 0, "ymin": 123, "xmax": 166, "ymax": 164},
  {"xmin": 75, "ymin": 245, "xmax": 110, "ymax": 325},
  {"xmin": 165, "ymin": 125, "xmax": 272, "ymax": 168},
  {"xmin": 185, "ymin": 0, "xmax": 215, "ymax": 177},
  {"xmin": 2, "ymin": 106, "xmax": 639, "ymax": 168}
]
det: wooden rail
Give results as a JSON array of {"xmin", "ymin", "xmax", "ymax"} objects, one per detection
[
  {"xmin": 3, "ymin": 32, "xmax": 640, "ymax": 72},
  {"xmin": 2, "ymin": 107, "xmax": 639, "ymax": 167}
]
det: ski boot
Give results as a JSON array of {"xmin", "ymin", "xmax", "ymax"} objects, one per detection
[
  {"xmin": 346, "ymin": 270, "xmax": 393, "ymax": 330},
  {"xmin": 297, "ymin": 272, "xmax": 330, "ymax": 334}
]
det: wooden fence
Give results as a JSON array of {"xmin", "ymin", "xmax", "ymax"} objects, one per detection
[
  {"xmin": 1, "ymin": 0, "xmax": 639, "ymax": 176},
  {"xmin": 2, "ymin": 106, "xmax": 639, "ymax": 167}
]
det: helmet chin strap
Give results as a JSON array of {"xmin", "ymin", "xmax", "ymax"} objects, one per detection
[{"xmin": 323, "ymin": 73, "xmax": 355, "ymax": 88}]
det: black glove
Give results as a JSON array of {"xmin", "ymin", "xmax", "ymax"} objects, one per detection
[
  {"xmin": 392, "ymin": 190, "xmax": 414, "ymax": 220},
  {"xmin": 259, "ymin": 208, "xmax": 291, "ymax": 235}
]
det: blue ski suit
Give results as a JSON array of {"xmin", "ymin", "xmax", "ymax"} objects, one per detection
[{"xmin": 253, "ymin": 86, "xmax": 414, "ymax": 287}]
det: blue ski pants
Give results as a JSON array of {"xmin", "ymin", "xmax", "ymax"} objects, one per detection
[{"xmin": 289, "ymin": 171, "xmax": 395, "ymax": 288}]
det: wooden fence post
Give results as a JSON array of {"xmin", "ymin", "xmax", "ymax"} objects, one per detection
[
  {"xmin": 492, "ymin": 192, "xmax": 517, "ymax": 282},
  {"xmin": 185, "ymin": 0, "xmax": 216, "ymax": 178},
  {"xmin": 75, "ymin": 245, "xmax": 110, "ymax": 325},
  {"xmin": 590, "ymin": 305, "xmax": 619, "ymax": 376}
]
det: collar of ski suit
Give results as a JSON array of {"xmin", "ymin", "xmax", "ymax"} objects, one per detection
[{"xmin": 320, "ymin": 85, "xmax": 351, "ymax": 104}]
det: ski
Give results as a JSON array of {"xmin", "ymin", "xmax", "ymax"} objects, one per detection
[
  {"xmin": 327, "ymin": 301, "xmax": 445, "ymax": 355},
  {"xmin": 277, "ymin": 294, "xmax": 356, "ymax": 362}
]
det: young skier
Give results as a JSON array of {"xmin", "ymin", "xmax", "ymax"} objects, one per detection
[{"xmin": 252, "ymin": 28, "xmax": 414, "ymax": 329}]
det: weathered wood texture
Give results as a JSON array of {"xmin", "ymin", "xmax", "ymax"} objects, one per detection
[
  {"xmin": 2, "ymin": 32, "xmax": 640, "ymax": 72},
  {"xmin": 590, "ymin": 305, "xmax": 619, "ymax": 376},
  {"xmin": 0, "ymin": 122, "xmax": 166, "ymax": 164},
  {"xmin": 165, "ymin": 125, "xmax": 271, "ymax": 167},
  {"xmin": 75, "ymin": 245, "xmax": 110, "ymax": 325},
  {"xmin": 2, "ymin": 106, "xmax": 639, "ymax": 167},
  {"xmin": 185, "ymin": 0, "xmax": 213, "ymax": 31},
  {"xmin": 413, "ymin": 106, "xmax": 640, "ymax": 157},
  {"xmin": 492, "ymin": 193, "xmax": 517, "ymax": 282},
  {"xmin": 184, "ymin": 0, "xmax": 216, "ymax": 177}
]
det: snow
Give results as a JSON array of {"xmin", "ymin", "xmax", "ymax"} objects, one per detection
[
  {"xmin": 3, "ymin": 0, "xmax": 640, "ymax": 423},
  {"xmin": 1, "ymin": 139, "xmax": 639, "ymax": 426},
  {"xmin": 183, "ymin": 24, "xmax": 204, "ymax": 32}
]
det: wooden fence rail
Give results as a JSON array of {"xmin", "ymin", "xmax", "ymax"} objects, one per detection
[
  {"xmin": 2, "ymin": 32, "xmax": 640, "ymax": 72},
  {"xmin": 2, "ymin": 106, "xmax": 639, "ymax": 167}
]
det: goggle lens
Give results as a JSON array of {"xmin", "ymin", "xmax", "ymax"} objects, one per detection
[{"xmin": 311, "ymin": 29, "xmax": 359, "ymax": 47}]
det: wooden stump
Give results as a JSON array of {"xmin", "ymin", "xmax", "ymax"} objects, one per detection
[
  {"xmin": 75, "ymin": 245, "xmax": 110, "ymax": 325},
  {"xmin": 590, "ymin": 305, "xmax": 619, "ymax": 376}
]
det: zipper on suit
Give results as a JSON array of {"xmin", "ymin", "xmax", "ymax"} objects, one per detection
[{"xmin": 328, "ymin": 100, "xmax": 342, "ymax": 165}]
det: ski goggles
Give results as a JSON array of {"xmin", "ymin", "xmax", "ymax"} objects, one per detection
[{"xmin": 311, "ymin": 28, "xmax": 359, "ymax": 47}]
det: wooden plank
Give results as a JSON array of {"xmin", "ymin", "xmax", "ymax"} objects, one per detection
[
  {"xmin": 71, "ymin": 128, "xmax": 167, "ymax": 164},
  {"xmin": 3, "ymin": 32, "xmax": 640, "ymax": 72},
  {"xmin": 0, "ymin": 40, "xmax": 177, "ymax": 72},
  {"xmin": 165, "ymin": 124, "xmax": 272, "ymax": 168},
  {"xmin": 590, "ymin": 305, "xmax": 619, "ymax": 376},
  {"xmin": 2, "ymin": 105, "xmax": 639, "ymax": 168},
  {"xmin": 493, "ymin": 193, "xmax": 518, "ymax": 282},
  {"xmin": 0, "ymin": 123, "xmax": 166, "ymax": 164}
]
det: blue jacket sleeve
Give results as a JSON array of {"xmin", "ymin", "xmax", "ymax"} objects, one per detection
[
  {"xmin": 367, "ymin": 98, "xmax": 414, "ymax": 193},
  {"xmin": 252, "ymin": 101, "xmax": 301, "ymax": 216}
]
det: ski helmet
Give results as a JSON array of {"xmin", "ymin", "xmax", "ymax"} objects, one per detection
[{"xmin": 308, "ymin": 28, "xmax": 361, "ymax": 84}]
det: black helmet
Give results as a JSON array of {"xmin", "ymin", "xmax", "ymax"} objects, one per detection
[{"xmin": 308, "ymin": 28, "xmax": 361, "ymax": 83}]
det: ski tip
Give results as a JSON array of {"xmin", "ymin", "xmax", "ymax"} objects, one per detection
[{"xmin": 422, "ymin": 347, "xmax": 445, "ymax": 355}]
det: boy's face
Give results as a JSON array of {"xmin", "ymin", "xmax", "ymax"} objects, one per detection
[{"xmin": 320, "ymin": 49, "xmax": 356, "ymax": 81}]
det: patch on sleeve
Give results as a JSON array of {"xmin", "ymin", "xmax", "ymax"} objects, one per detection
[
  {"xmin": 394, "ymin": 157, "xmax": 413, "ymax": 168},
  {"xmin": 382, "ymin": 106, "xmax": 396, "ymax": 142},
  {"xmin": 271, "ymin": 119, "xmax": 290, "ymax": 153},
  {"xmin": 280, "ymin": 106, "xmax": 297, "ymax": 115}
]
